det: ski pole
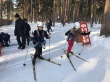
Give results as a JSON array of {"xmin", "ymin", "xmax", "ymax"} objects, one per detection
[
  {"xmin": 79, "ymin": 45, "xmax": 84, "ymax": 55},
  {"xmin": 48, "ymin": 38, "xmax": 51, "ymax": 60},
  {"xmin": 23, "ymin": 49, "xmax": 28, "ymax": 66},
  {"xmin": 63, "ymin": 40, "xmax": 67, "ymax": 50}
]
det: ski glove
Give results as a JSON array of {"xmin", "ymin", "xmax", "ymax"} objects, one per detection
[{"xmin": 79, "ymin": 31, "xmax": 91, "ymax": 35}]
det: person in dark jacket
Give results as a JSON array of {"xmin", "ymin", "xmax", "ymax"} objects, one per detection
[
  {"xmin": 23, "ymin": 18, "xmax": 31, "ymax": 45},
  {"xmin": 32, "ymin": 22, "xmax": 50, "ymax": 65},
  {"xmin": 0, "ymin": 33, "xmax": 2, "ymax": 43},
  {"xmin": 0, "ymin": 32, "xmax": 10, "ymax": 47},
  {"xmin": 49, "ymin": 19, "xmax": 53, "ymax": 31},
  {"xmin": 46, "ymin": 20, "xmax": 53, "ymax": 34},
  {"xmin": 14, "ymin": 13, "xmax": 26, "ymax": 49},
  {"xmin": 65, "ymin": 22, "xmax": 91, "ymax": 57}
]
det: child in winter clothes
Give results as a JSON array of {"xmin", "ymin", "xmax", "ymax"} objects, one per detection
[
  {"xmin": 65, "ymin": 22, "xmax": 90, "ymax": 57},
  {"xmin": 32, "ymin": 22, "xmax": 50, "ymax": 65},
  {"xmin": 0, "ymin": 32, "xmax": 10, "ymax": 47}
]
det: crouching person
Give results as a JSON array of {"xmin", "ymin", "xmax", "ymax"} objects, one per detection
[
  {"xmin": 32, "ymin": 22, "xmax": 50, "ymax": 65},
  {"xmin": 0, "ymin": 32, "xmax": 10, "ymax": 47}
]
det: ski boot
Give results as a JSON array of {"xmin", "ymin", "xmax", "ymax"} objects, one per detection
[
  {"xmin": 5, "ymin": 43, "xmax": 9, "ymax": 47},
  {"xmin": 70, "ymin": 51, "xmax": 74, "ymax": 54},
  {"xmin": 66, "ymin": 52, "xmax": 70, "ymax": 58},
  {"xmin": 38, "ymin": 56, "xmax": 44, "ymax": 59},
  {"xmin": 32, "ymin": 58, "xmax": 36, "ymax": 65}
]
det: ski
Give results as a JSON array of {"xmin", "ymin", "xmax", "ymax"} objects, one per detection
[
  {"xmin": 71, "ymin": 53, "xmax": 89, "ymax": 63},
  {"xmin": 30, "ymin": 54, "xmax": 61, "ymax": 66},
  {"xmin": 40, "ymin": 57, "xmax": 61, "ymax": 66},
  {"xmin": 62, "ymin": 49, "xmax": 89, "ymax": 63},
  {"xmin": 64, "ymin": 50, "xmax": 76, "ymax": 71},
  {"xmin": 31, "ymin": 56, "xmax": 37, "ymax": 80}
]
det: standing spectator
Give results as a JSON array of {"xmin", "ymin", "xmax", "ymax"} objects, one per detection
[
  {"xmin": 46, "ymin": 20, "xmax": 53, "ymax": 34},
  {"xmin": 23, "ymin": 18, "xmax": 31, "ymax": 45},
  {"xmin": 14, "ymin": 13, "xmax": 26, "ymax": 49},
  {"xmin": 49, "ymin": 19, "xmax": 53, "ymax": 32}
]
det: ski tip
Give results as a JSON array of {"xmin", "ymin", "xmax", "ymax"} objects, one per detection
[
  {"xmin": 30, "ymin": 54, "xmax": 34, "ymax": 55},
  {"xmin": 73, "ymin": 68, "xmax": 76, "ymax": 71},
  {"xmin": 59, "ymin": 64, "xmax": 61, "ymax": 66},
  {"xmin": 23, "ymin": 63, "xmax": 26, "ymax": 66},
  {"xmin": 79, "ymin": 53, "xmax": 81, "ymax": 55},
  {"xmin": 87, "ymin": 61, "xmax": 90, "ymax": 63},
  {"xmin": 48, "ymin": 58, "xmax": 51, "ymax": 61}
]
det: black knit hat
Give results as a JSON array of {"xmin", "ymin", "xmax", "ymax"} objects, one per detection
[{"xmin": 15, "ymin": 13, "xmax": 20, "ymax": 17}]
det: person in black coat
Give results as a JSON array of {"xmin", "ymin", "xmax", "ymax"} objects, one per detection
[
  {"xmin": 32, "ymin": 22, "xmax": 50, "ymax": 65},
  {"xmin": 23, "ymin": 18, "xmax": 31, "ymax": 45},
  {"xmin": 46, "ymin": 20, "xmax": 53, "ymax": 34},
  {"xmin": 14, "ymin": 13, "xmax": 26, "ymax": 49},
  {"xmin": 49, "ymin": 19, "xmax": 52, "ymax": 31}
]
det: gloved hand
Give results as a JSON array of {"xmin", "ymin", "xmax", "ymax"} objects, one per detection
[
  {"xmin": 80, "ymin": 31, "xmax": 91, "ymax": 35},
  {"xmin": 47, "ymin": 37, "xmax": 51, "ymax": 39},
  {"xmin": 87, "ymin": 31, "xmax": 91, "ymax": 35},
  {"xmin": 33, "ymin": 41, "xmax": 36, "ymax": 45}
]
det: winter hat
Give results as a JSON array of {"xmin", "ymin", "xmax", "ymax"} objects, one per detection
[
  {"xmin": 37, "ymin": 22, "xmax": 44, "ymax": 27},
  {"xmin": 15, "ymin": 13, "xmax": 20, "ymax": 17},
  {"xmin": 74, "ymin": 22, "xmax": 80, "ymax": 29}
]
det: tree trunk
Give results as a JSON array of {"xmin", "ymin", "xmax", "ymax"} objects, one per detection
[
  {"xmin": 53, "ymin": 0, "xmax": 55, "ymax": 27},
  {"xmin": 85, "ymin": 0, "xmax": 88, "ymax": 21},
  {"xmin": 90, "ymin": 0, "xmax": 94, "ymax": 27},
  {"xmin": 65, "ymin": 0, "xmax": 68, "ymax": 22},
  {"xmin": 6, "ymin": 0, "xmax": 10, "ymax": 19},
  {"xmin": 34, "ymin": 0, "xmax": 37, "ymax": 22},
  {"xmin": 66, "ymin": 0, "xmax": 71, "ymax": 23},
  {"xmin": 61, "ymin": 0, "xmax": 65, "ymax": 26},
  {"xmin": 33, "ymin": 8, "xmax": 35, "ymax": 22},
  {"xmin": 73, "ymin": 0, "xmax": 80, "ymax": 22},
  {"xmin": 31, "ymin": 0, "xmax": 32, "ymax": 22},
  {"xmin": 69, "ymin": 0, "xmax": 72, "ymax": 22},
  {"xmin": 38, "ymin": 3, "xmax": 41, "ymax": 20},
  {"xmin": 100, "ymin": 0, "xmax": 110, "ymax": 37},
  {"xmin": 22, "ymin": 0, "xmax": 25, "ymax": 19},
  {"xmin": 0, "ymin": 0, "xmax": 2, "ymax": 27}
]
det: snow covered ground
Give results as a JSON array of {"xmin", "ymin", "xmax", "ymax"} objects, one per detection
[{"xmin": 0, "ymin": 22, "xmax": 110, "ymax": 82}]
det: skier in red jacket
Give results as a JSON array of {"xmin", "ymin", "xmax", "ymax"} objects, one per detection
[{"xmin": 65, "ymin": 22, "xmax": 90, "ymax": 57}]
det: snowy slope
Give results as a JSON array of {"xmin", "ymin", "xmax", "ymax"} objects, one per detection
[{"xmin": 0, "ymin": 22, "xmax": 110, "ymax": 82}]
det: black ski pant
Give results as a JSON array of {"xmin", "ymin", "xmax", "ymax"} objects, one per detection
[
  {"xmin": 34, "ymin": 46, "xmax": 42, "ymax": 59},
  {"xmin": 25, "ymin": 35, "xmax": 30, "ymax": 45},
  {"xmin": 47, "ymin": 27, "xmax": 52, "ymax": 33},
  {"xmin": 50, "ymin": 26, "xmax": 53, "ymax": 32},
  {"xmin": 16, "ymin": 35, "xmax": 26, "ymax": 47}
]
